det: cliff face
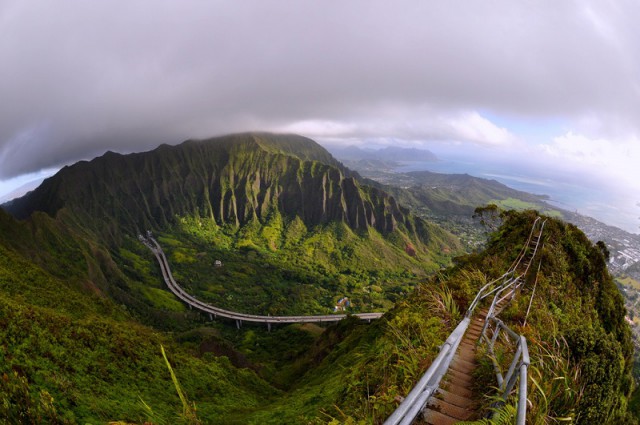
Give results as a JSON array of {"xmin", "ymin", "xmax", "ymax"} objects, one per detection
[
  {"xmin": 0, "ymin": 133, "xmax": 465, "ymax": 424},
  {"xmin": 4, "ymin": 133, "xmax": 417, "ymax": 240}
]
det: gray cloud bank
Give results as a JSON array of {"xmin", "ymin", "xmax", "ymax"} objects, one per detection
[{"xmin": 1, "ymin": 0, "xmax": 640, "ymax": 179}]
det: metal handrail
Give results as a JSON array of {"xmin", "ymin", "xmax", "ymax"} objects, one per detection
[
  {"xmin": 468, "ymin": 218, "xmax": 546, "ymax": 318},
  {"xmin": 506, "ymin": 217, "xmax": 541, "ymax": 273},
  {"xmin": 479, "ymin": 219, "xmax": 546, "ymax": 340},
  {"xmin": 383, "ymin": 217, "xmax": 545, "ymax": 425},
  {"xmin": 476, "ymin": 220, "xmax": 545, "ymax": 424},
  {"xmin": 480, "ymin": 316, "xmax": 530, "ymax": 425},
  {"xmin": 466, "ymin": 271, "xmax": 513, "ymax": 317},
  {"xmin": 383, "ymin": 318, "xmax": 470, "ymax": 425}
]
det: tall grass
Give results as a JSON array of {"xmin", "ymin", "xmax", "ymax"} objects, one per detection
[
  {"xmin": 527, "ymin": 337, "xmax": 582, "ymax": 423},
  {"xmin": 139, "ymin": 345, "xmax": 202, "ymax": 425},
  {"xmin": 428, "ymin": 286, "xmax": 461, "ymax": 325}
]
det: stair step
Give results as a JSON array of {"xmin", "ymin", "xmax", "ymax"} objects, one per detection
[
  {"xmin": 463, "ymin": 332, "xmax": 480, "ymax": 341},
  {"xmin": 465, "ymin": 331, "xmax": 482, "ymax": 338},
  {"xmin": 454, "ymin": 347, "xmax": 475, "ymax": 356},
  {"xmin": 422, "ymin": 408, "xmax": 460, "ymax": 425},
  {"xmin": 450, "ymin": 360, "xmax": 475, "ymax": 374},
  {"xmin": 440, "ymin": 380, "xmax": 474, "ymax": 398},
  {"xmin": 426, "ymin": 398, "xmax": 475, "ymax": 421},
  {"xmin": 466, "ymin": 327, "xmax": 483, "ymax": 336},
  {"xmin": 418, "ymin": 306, "xmax": 501, "ymax": 423},
  {"xmin": 436, "ymin": 388, "xmax": 476, "ymax": 409},
  {"xmin": 462, "ymin": 334, "xmax": 479, "ymax": 342},
  {"xmin": 451, "ymin": 357, "xmax": 476, "ymax": 370},
  {"xmin": 453, "ymin": 354, "xmax": 476, "ymax": 367},
  {"xmin": 445, "ymin": 369, "xmax": 473, "ymax": 385}
]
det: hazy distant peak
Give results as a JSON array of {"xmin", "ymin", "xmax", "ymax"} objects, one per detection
[
  {"xmin": 377, "ymin": 146, "xmax": 438, "ymax": 162},
  {"xmin": 328, "ymin": 145, "xmax": 438, "ymax": 162}
]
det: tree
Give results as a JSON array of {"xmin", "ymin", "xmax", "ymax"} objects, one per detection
[
  {"xmin": 596, "ymin": 240, "xmax": 610, "ymax": 262},
  {"xmin": 473, "ymin": 204, "xmax": 502, "ymax": 232}
]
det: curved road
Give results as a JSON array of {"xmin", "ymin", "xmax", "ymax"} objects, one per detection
[{"xmin": 140, "ymin": 234, "xmax": 383, "ymax": 327}]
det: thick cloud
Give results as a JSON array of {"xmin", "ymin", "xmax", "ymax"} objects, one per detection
[{"xmin": 1, "ymin": 0, "xmax": 640, "ymax": 184}]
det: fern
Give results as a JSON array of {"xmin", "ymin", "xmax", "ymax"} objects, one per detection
[{"xmin": 457, "ymin": 403, "xmax": 517, "ymax": 425}]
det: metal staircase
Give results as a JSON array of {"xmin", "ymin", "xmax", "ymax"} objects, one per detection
[{"xmin": 385, "ymin": 217, "xmax": 546, "ymax": 425}]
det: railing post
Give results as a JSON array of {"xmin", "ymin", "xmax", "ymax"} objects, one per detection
[
  {"xmin": 480, "ymin": 295, "xmax": 498, "ymax": 338},
  {"xmin": 501, "ymin": 343, "xmax": 522, "ymax": 394},
  {"xmin": 517, "ymin": 336, "xmax": 530, "ymax": 424},
  {"xmin": 490, "ymin": 320, "xmax": 501, "ymax": 346},
  {"xmin": 516, "ymin": 363, "xmax": 528, "ymax": 425}
]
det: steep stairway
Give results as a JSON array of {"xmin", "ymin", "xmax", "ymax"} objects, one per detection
[
  {"xmin": 422, "ymin": 299, "xmax": 509, "ymax": 424},
  {"xmin": 420, "ymin": 309, "xmax": 486, "ymax": 424},
  {"xmin": 385, "ymin": 218, "xmax": 546, "ymax": 425}
]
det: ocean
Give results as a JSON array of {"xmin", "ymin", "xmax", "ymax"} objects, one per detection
[{"xmin": 393, "ymin": 158, "xmax": 639, "ymax": 234}]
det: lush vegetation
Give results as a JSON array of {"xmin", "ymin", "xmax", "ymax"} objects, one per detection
[
  {"xmin": 243, "ymin": 287, "xmax": 462, "ymax": 424},
  {"xmin": 1, "ymin": 205, "xmax": 636, "ymax": 424},
  {"xmin": 379, "ymin": 170, "xmax": 550, "ymax": 219},
  {"xmin": 0, "ymin": 135, "xmax": 463, "ymax": 423},
  {"xmin": 0, "ymin": 222, "xmax": 278, "ymax": 424},
  {"xmin": 453, "ymin": 210, "xmax": 636, "ymax": 424},
  {"xmin": 0, "ymin": 133, "xmax": 636, "ymax": 424},
  {"xmin": 488, "ymin": 197, "xmax": 562, "ymax": 218},
  {"xmin": 141, "ymin": 213, "xmax": 454, "ymax": 315},
  {"xmin": 240, "ymin": 211, "xmax": 636, "ymax": 424}
]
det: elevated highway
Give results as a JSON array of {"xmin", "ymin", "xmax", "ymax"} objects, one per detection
[{"xmin": 140, "ymin": 234, "xmax": 383, "ymax": 328}]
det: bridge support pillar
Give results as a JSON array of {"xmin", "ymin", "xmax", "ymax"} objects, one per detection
[
  {"xmin": 236, "ymin": 320, "xmax": 241, "ymax": 329},
  {"xmin": 209, "ymin": 313, "xmax": 213, "ymax": 321},
  {"xmin": 267, "ymin": 323, "xmax": 271, "ymax": 332}
]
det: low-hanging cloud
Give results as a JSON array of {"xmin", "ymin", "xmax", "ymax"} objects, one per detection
[
  {"xmin": 279, "ymin": 109, "xmax": 517, "ymax": 148},
  {"xmin": 1, "ymin": 0, "xmax": 640, "ymax": 180}
]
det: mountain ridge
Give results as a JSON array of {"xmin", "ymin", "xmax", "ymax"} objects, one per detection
[
  {"xmin": 1, "ymin": 132, "xmax": 462, "ymax": 319},
  {"xmin": 0, "ymin": 133, "xmax": 636, "ymax": 423},
  {"xmin": 4, "ymin": 133, "xmax": 432, "ymax": 245}
]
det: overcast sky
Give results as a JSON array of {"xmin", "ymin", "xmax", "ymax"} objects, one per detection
[{"xmin": 1, "ymin": 1, "xmax": 639, "ymax": 231}]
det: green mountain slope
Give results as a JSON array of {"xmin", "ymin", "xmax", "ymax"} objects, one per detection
[
  {"xmin": 5, "ymin": 133, "xmax": 435, "ymax": 245},
  {"xmin": 0, "ymin": 133, "xmax": 634, "ymax": 423},
  {"xmin": 364, "ymin": 169, "xmax": 554, "ymax": 218},
  {"xmin": 0, "ymin": 133, "xmax": 465, "ymax": 422},
  {"xmin": 4, "ymin": 133, "xmax": 461, "ymax": 317},
  {"xmin": 0, "ymin": 208, "xmax": 277, "ymax": 424},
  {"xmin": 243, "ymin": 211, "xmax": 635, "ymax": 424}
]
